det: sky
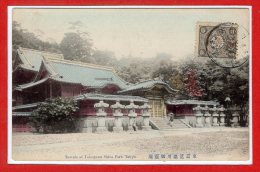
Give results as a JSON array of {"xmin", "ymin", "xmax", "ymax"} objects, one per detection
[{"xmin": 12, "ymin": 8, "xmax": 250, "ymax": 60}]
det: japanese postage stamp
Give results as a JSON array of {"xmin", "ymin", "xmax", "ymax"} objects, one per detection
[{"xmin": 197, "ymin": 22, "xmax": 238, "ymax": 59}]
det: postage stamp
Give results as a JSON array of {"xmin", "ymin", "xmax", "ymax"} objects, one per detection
[
  {"xmin": 9, "ymin": 7, "xmax": 251, "ymax": 164},
  {"xmin": 196, "ymin": 21, "xmax": 249, "ymax": 68},
  {"xmin": 197, "ymin": 22, "xmax": 238, "ymax": 59}
]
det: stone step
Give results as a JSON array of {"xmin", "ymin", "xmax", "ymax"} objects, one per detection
[{"xmin": 150, "ymin": 118, "xmax": 191, "ymax": 130}]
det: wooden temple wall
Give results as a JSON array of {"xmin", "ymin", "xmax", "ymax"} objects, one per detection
[
  {"xmin": 166, "ymin": 105, "xmax": 195, "ymax": 116},
  {"xmin": 60, "ymin": 83, "xmax": 82, "ymax": 97}
]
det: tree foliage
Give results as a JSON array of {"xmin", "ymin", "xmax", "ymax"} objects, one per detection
[
  {"xmin": 92, "ymin": 50, "xmax": 118, "ymax": 66},
  {"xmin": 12, "ymin": 21, "xmax": 60, "ymax": 53},
  {"xmin": 30, "ymin": 98, "xmax": 79, "ymax": 133},
  {"xmin": 184, "ymin": 69, "xmax": 205, "ymax": 98},
  {"xmin": 60, "ymin": 32, "xmax": 93, "ymax": 62}
]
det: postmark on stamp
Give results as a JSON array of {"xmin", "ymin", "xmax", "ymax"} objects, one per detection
[
  {"xmin": 197, "ymin": 22, "xmax": 238, "ymax": 59},
  {"xmin": 196, "ymin": 22, "xmax": 249, "ymax": 68}
]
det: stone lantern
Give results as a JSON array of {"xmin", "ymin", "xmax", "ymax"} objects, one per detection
[
  {"xmin": 231, "ymin": 107, "xmax": 240, "ymax": 127},
  {"xmin": 210, "ymin": 105, "xmax": 219, "ymax": 127},
  {"xmin": 245, "ymin": 111, "xmax": 249, "ymax": 127},
  {"xmin": 140, "ymin": 103, "xmax": 152, "ymax": 130},
  {"xmin": 218, "ymin": 105, "xmax": 226, "ymax": 126},
  {"xmin": 94, "ymin": 100, "xmax": 109, "ymax": 133},
  {"xmin": 202, "ymin": 105, "xmax": 211, "ymax": 127},
  {"xmin": 193, "ymin": 105, "xmax": 203, "ymax": 128},
  {"xmin": 125, "ymin": 100, "xmax": 139, "ymax": 131},
  {"xmin": 110, "ymin": 100, "xmax": 125, "ymax": 132}
]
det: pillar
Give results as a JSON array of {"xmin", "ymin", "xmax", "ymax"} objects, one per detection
[
  {"xmin": 81, "ymin": 118, "xmax": 92, "ymax": 133},
  {"xmin": 126, "ymin": 100, "xmax": 139, "ymax": 131},
  {"xmin": 140, "ymin": 103, "xmax": 152, "ymax": 130},
  {"xmin": 110, "ymin": 100, "xmax": 125, "ymax": 132},
  {"xmin": 245, "ymin": 111, "xmax": 249, "ymax": 127},
  {"xmin": 231, "ymin": 110, "xmax": 240, "ymax": 127},
  {"xmin": 203, "ymin": 105, "xmax": 211, "ymax": 127},
  {"xmin": 211, "ymin": 105, "xmax": 219, "ymax": 127},
  {"xmin": 219, "ymin": 105, "xmax": 226, "ymax": 127},
  {"xmin": 193, "ymin": 105, "xmax": 203, "ymax": 128},
  {"xmin": 94, "ymin": 100, "xmax": 109, "ymax": 133}
]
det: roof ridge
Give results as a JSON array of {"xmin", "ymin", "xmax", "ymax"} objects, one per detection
[
  {"xmin": 19, "ymin": 47, "xmax": 63, "ymax": 59},
  {"xmin": 17, "ymin": 48, "xmax": 33, "ymax": 67},
  {"xmin": 49, "ymin": 58, "xmax": 115, "ymax": 71},
  {"xmin": 132, "ymin": 79, "xmax": 164, "ymax": 85},
  {"xmin": 42, "ymin": 57, "xmax": 59, "ymax": 77}
]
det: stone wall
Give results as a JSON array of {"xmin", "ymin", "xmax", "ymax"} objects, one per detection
[{"xmin": 78, "ymin": 116, "xmax": 146, "ymax": 133}]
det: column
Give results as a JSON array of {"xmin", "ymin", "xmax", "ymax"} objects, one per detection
[
  {"xmin": 231, "ymin": 110, "xmax": 240, "ymax": 127},
  {"xmin": 140, "ymin": 103, "xmax": 152, "ymax": 130},
  {"xmin": 94, "ymin": 100, "xmax": 109, "ymax": 133},
  {"xmin": 245, "ymin": 111, "xmax": 249, "ymax": 127},
  {"xmin": 203, "ymin": 105, "xmax": 211, "ymax": 127},
  {"xmin": 126, "ymin": 100, "xmax": 139, "ymax": 131},
  {"xmin": 193, "ymin": 105, "xmax": 203, "ymax": 128},
  {"xmin": 218, "ymin": 105, "xmax": 226, "ymax": 127},
  {"xmin": 81, "ymin": 118, "xmax": 92, "ymax": 133},
  {"xmin": 211, "ymin": 105, "xmax": 219, "ymax": 127},
  {"xmin": 110, "ymin": 100, "xmax": 125, "ymax": 132}
]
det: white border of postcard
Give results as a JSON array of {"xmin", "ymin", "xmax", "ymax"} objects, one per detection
[{"xmin": 8, "ymin": 5, "xmax": 253, "ymax": 165}]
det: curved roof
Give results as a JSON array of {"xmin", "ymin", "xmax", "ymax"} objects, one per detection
[
  {"xmin": 75, "ymin": 93, "xmax": 148, "ymax": 103},
  {"xmin": 14, "ymin": 48, "xmax": 129, "ymax": 90},
  {"xmin": 47, "ymin": 59, "xmax": 128, "ymax": 89},
  {"xmin": 118, "ymin": 79, "xmax": 178, "ymax": 94},
  {"xmin": 166, "ymin": 99, "xmax": 219, "ymax": 106},
  {"xmin": 16, "ymin": 47, "xmax": 64, "ymax": 72}
]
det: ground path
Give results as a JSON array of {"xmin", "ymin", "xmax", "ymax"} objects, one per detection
[{"xmin": 12, "ymin": 127, "xmax": 249, "ymax": 162}]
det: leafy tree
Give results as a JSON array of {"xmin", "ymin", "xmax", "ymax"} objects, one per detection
[
  {"xmin": 92, "ymin": 50, "xmax": 117, "ymax": 66},
  {"xmin": 117, "ymin": 62, "xmax": 152, "ymax": 84},
  {"xmin": 151, "ymin": 63, "xmax": 184, "ymax": 91},
  {"xmin": 30, "ymin": 97, "xmax": 79, "ymax": 133},
  {"xmin": 12, "ymin": 21, "xmax": 60, "ymax": 53},
  {"xmin": 60, "ymin": 32, "xmax": 94, "ymax": 62},
  {"xmin": 170, "ymin": 71, "xmax": 184, "ymax": 91},
  {"xmin": 183, "ymin": 69, "xmax": 205, "ymax": 98}
]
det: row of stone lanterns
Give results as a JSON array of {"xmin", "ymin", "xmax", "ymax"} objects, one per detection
[
  {"xmin": 193, "ymin": 105, "xmax": 227, "ymax": 127},
  {"xmin": 94, "ymin": 100, "xmax": 152, "ymax": 133},
  {"xmin": 94, "ymin": 100, "xmax": 109, "ymax": 133},
  {"xmin": 110, "ymin": 100, "xmax": 125, "ymax": 132}
]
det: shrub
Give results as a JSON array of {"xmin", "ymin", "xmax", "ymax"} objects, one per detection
[{"xmin": 30, "ymin": 97, "xmax": 79, "ymax": 133}]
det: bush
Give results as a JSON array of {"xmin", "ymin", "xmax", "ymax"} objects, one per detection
[{"xmin": 30, "ymin": 97, "xmax": 79, "ymax": 133}]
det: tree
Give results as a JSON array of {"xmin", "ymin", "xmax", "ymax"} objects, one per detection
[
  {"xmin": 92, "ymin": 50, "xmax": 117, "ymax": 66},
  {"xmin": 12, "ymin": 21, "xmax": 60, "ymax": 53},
  {"xmin": 30, "ymin": 97, "xmax": 79, "ymax": 133},
  {"xmin": 151, "ymin": 63, "xmax": 184, "ymax": 91},
  {"xmin": 183, "ymin": 69, "xmax": 205, "ymax": 99},
  {"xmin": 170, "ymin": 71, "xmax": 184, "ymax": 91},
  {"xmin": 117, "ymin": 62, "xmax": 152, "ymax": 84},
  {"xmin": 60, "ymin": 32, "xmax": 94, "ymax": 62}
]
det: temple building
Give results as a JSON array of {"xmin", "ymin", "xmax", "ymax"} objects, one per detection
[{"xmin": 12, "ymin": 47, "xmax": 220, "ymax": 132}]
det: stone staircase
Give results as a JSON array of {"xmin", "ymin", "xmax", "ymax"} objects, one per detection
[{"xmin": 150, "ymin": 117, "xmax": 192, "ymax": 130}]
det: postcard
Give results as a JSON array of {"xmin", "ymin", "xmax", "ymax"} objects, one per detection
[{"xmin": 8, "ymin": 6, "xmax": 251, "ymax": 165}]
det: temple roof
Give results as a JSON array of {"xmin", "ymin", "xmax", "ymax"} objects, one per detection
[
  {"xmin": 75, "ymin": 93, "xmax": 148, "ymax": 102},
  {"xmin": 166, "ymin": 99, "xmax": 219, "ymax": 106},
  {"xmin": 118, "ymin": 79, "xmax": 178, "ymax": 94},
  {"xmin": 12, "ymin": 103, "xmax": 39, "ymax": 111},
  {"xmin": 46, "ymin": 59, "xmax": 128, "ymax": 89},
  {"xmin": 14, "ymin": 48, "xmax": 129, "ymax": 90},
  {"xmin": 12, "ymin": 112, "xmax": 32, "ymax": 116},
  {"xmin": 15, "ymin": 77, "xmax": 49, "ymax": 91},
  {"xmin": 16, "ymin": 47, "xmax": 64, "ymax": 72}
]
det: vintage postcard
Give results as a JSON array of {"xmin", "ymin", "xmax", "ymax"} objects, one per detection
[{"xmin": 8, "ymin": 6, "xmax": 251, "ymax": 164}]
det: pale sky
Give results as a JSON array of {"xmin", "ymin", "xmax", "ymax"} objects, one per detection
[{"xmin": 13, "ymin": 8, "xmax": 250, "ymax": 60}]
